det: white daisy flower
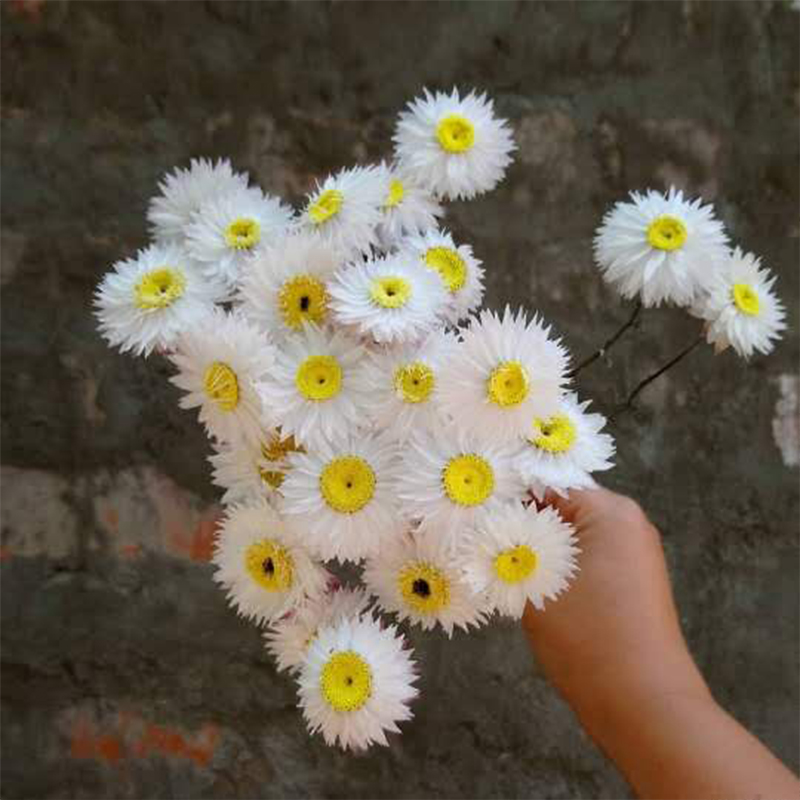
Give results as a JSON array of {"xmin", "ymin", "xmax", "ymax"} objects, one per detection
[
  {"xmin": 363, "ymin": 531, "xmax": 487, "ymax": 635},
  {"xmin": 363, "ymin": 329, "xmax": 458, "ymax": 441},
  {"xmin": 375, "ymin": 162, "xmax": 443, "ymax": 249},
  {"xmin": 264, "ymin": 585, "xmax": 374, "ymax": 675},
  {"xmin": 257, "ymin": 324, "xmax": 372, "ymax": 448},
  {"xmin": 212, "ymin": 500, "xmax": 329, "ymax": 627},
  {"xmin": 300, "ymin": 165, "xmax": 388, "ymax": 258},
  {"xmin": 395, "ymin": 426, "xmax": 526, "ymax": 547},
  {"xmin": 297, "ymin": 615, "xmax": 419, "ymax": 751},
  {"xmin": 461, "ymin": 504, "xmax": 579, "ymax": 618},
  {"xmin": 328, "ymin": 253, "xmax": 447, "ymax": 345},
  {"xmin": 514, "ymin": 393, "xmax": 615, "ymax": 499},
  {"xmin": 186, "ymin": 186, "xmax": 293, "ymax": 290},
  {"xmin": 437, "ymin": 307, "xmax": 569, "ymax": 444},
  {"xmin": 209, "ymin": 430, "xmax": 303, "ymax": 506},
  {"xmin": 237, "ymin": 231, "xmax": 344, "ymax": 339},
  {"xmin": 147, "ymin": 157, "xmax": 249, "ymax": 243},
  {"xmin": 280, "ymin": 431, "xmax": 405, "ymax": 562},
  {"xmin": 594, "ymin": 187, "xmax": 729, "ymax": 307},
  {"xmin": 94, "ymin": 242, "xmax": 225, "ymax": 357},
  {"xmin": 701, "ymin": 247, "xmax": 786, "ymax": 358},
  {"xmin": 393, "ymin": 87, "xmax": 515, "ymax": 201},
  {"xmin": 400, "ymin": 228, "xmax": 484, "ymax": 323},
  {"xmin": 169, "ymin": 309, "xmax": 275, "ymax": 447}
]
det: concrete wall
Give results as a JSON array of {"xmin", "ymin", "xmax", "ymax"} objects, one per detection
[{"xmin": 2, "ymin": 2, "xmax": 798, "ymax": 797}]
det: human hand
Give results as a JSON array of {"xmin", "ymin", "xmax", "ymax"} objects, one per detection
[{"xmin": 522, "ymin": 486, "xmax": 710, "ymax": 739}]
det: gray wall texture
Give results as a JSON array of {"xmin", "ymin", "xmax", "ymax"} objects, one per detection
[{"xmin": 2, "ymin": 2, "xmax": 798, "ymax": 798}]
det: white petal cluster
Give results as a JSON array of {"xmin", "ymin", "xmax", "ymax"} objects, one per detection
[
  {"xmin": 264, "ymin": 585, "xmax": 373, "ymax": 674},
  {"xmin": 169, "ymin": 308, "xmax": 275, "ymax": 447},
  {"xmin": 94, "ymin": 242, "xmax": 225, "ymax": 357},
  {"xmin": 375, "ymin": 162, "xmax": 443, "ymax": 248},
  {"xmin": 399, "ymin": 228, "xmax": 485, "ymax": 323},
  {"xmin": 236, "ymin": 231, "xmax": 344, "ymax": 339},
  {"xmin": 212, "ymin": 500, "xmax": 329, "ymax": 626},
  {"xmin": 328, "ymin": 253, "xmax": 447, "ymax": 345},
  {"xmin": 280, "ymin": 431, "xmax": 405, "ymax": 562},
  {"xmin": 186, "ymin": 186, "xmax": 293, "ymax": 290},
  {"xmin": 594, "ymin": 187, "xmax": 729, "ymax": 307},
  {"xmin": 700, "ymin": 247, "xmax": 786, "ymax": 358},
  {"xmin": 300, "ymin": 165, "xmax": 388, "ymax": 258},
  {"xmin": 394, "ymin": 88, "xmax": 515, "ymax": 200},
  {"xmin": 460, "ymin": 504, "xmax": 579, "ymax": 618},
  {"xmin": 147, "ymin": 158, "xmax": 249, "ymax": 243},
  {"xmin": 437, "ymin": 307, "xmax": 569, "ymax": 444},
  {"xmin": 297, "ymin": 615, "xmax": 418, "ymax": 750},
  {"xmin": 514, "ymin": 393, "xmax": 615, "ymax": 499},
  {"xmin": 363, "ymin": 531, "xmax": 487, "ymax": 635}
]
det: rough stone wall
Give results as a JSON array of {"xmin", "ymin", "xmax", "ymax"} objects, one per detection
[{"xmin": 2, "ymin": 2, "xmax": 798, "ymax": 798}]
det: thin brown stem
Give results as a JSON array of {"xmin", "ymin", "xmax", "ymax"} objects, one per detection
[
  {"xmin": 568, "ymin": 301, "xmax": 642, "ymax": 378},
  {"xmin": 612, "ymin": 332, "xmax": 705, "ymax": 419}
]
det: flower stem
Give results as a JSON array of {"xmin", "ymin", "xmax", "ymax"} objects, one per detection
[
  {"xmin": 568, "ymin": 301, "xmax": 642, "ymax": 378},
  {"xmin": 613, "ymin": 332, "xmax": 705, "ymax": 417}
]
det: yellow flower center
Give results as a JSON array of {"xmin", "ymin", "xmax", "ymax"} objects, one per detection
[
  {"xmin": 244, "ymin": 539, "xmax": 294, "ymax": 592},
  {"xmin": 436, "ymin": 114, "xmax": 476, "ymax": 154},
  {"xmin": 531, "ymin": 414, "xmax": 577, "ymax": 454},
  {"xmin": 134, "ymin": 267, "xmax": 186, "ymax": 310},
  {"xmin": 487, "ymin": 361, "xmax": 530, "ymax": 408},
  {"xmin": 646, "ymin": 215, "xmax": 687, "ymax": 251},
  {"xmin": 424, "ymin": 246, "xmax": 467, "ymax": 292},
  {"xmin": 319, "ymin": 456, "xmax": 376, "ymax": 514},
  {"xmin": 296, "ymin": 355, "xmax": 342, "ymax": 402},
  {"xmin": 398, "ymin": 562, "xmax": 451, "ymax": 614},
  {"xmin": 442, "ymin": 454, "xmax": 494, "ymax": 507},
  {"xmin": 278, "ymin": 274, "xmax": 329, "ymax": 330},
  {"xmin": 257, "ymin": 434, "xmax": 302, "ymax": 490},
  {"xmin": 320, "ymin": 650, "xmax": 372, "ymax": 712},
  {"xmin": 494, "ymin": 545, "xmax": 538, "ymax": 584},
  {"xmin": 203, "ymin": 362, "xmax": 239, "ymax": 412},
  {"xmin": 224, "ymin": 217, "xmax": 261, "ymax": 250},
  {"xmin": 383, "ymin": 179, "xmax": 405, "ymax": 208},
  {"xmin": 370, "ymin": 275, "xmax": 412, "ymax": 309},
  {"xmin": 732, "ymin": 283, "xmax": 761, "ymax": 316},
  {"xmin": 394, "ymin": 362, "xmax": 435, "ymax": 404},
  {"xmin": 309, "ymin": 189, "xmax": 344, "ymax": 225}
]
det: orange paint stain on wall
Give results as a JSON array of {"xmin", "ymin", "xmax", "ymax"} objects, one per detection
[
  {"xmin": 120, "ymin": 544, "xmax": 142, "ymax": 558},
  {"xmin": 68, "ymin": 713, "xmax": 218, "ymax": 768},
  {"xmin": 104, "ymin": 508, "xmax": 120, "ymax": 533},
  {"xmin": 168, "ymin": 510, "xmax": 221, "ymax": 562},
  {"xmin": 0, "ymin": 546, "xmax": 12, "ymax": 561}
]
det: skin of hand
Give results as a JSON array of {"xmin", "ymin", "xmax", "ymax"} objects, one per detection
[{"xmin": 522, "ymin": 486, "xmax": 800, "ymax": 800}]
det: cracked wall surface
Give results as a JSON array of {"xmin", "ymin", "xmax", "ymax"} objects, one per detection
[{"xmin": 2, "ymin": 2, "xmax": 798, "ymax": 798}]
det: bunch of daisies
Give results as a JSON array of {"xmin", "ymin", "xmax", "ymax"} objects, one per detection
[{"xmin": 95, "ymin": 87, "xmax": 783, "ymax": 752}]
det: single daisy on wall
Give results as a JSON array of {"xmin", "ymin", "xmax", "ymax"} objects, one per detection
[
  {"xmin": 297, "ymin": 615, "xmax": 419, "ymax": 750},
  {"xmin": 169, "ymin": 308, "xmax": 275, "ymax": 447},
  {"xmin": 212, "ymin": 500, "xmax": 329, "ymax": 626},
  {"xmin": 94, "ymin": 242, "xmax": 226, "ymax": 357},
  {"xmin": 594, "ymin": 186, "xmax": 729, "ymax": 308},
  {"xmin": 393, "ymin": 87, "xmax": 515, "ymax": 200},
  {"xmin": 460, "ymin": 504, "xmax": 579, "ymax": 618},
  {"xmin": 701, "ymin": 247, "xmax": 786, "ymax": 358}
]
